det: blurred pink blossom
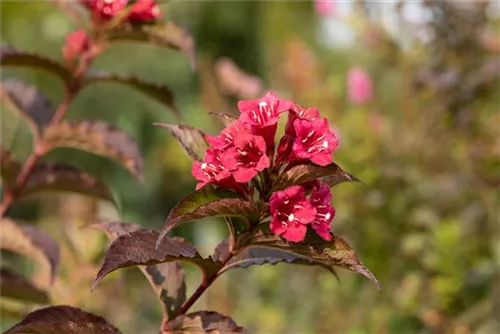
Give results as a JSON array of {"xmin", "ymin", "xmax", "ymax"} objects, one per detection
[
  {"xmin": 347, "ymin": 67, "xmax": 373, "ymax": 105},
  {"xmin": 315, "ymin": 0, "xmax": 336, "ymax": 16}
]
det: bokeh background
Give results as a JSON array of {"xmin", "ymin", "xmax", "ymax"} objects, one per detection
[{"xmin": 1, "ymin": 1, "xmax": 499, "ymax": 333}]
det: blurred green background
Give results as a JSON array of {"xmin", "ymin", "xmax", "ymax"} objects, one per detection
[{"xmin": 1, "ymin": 1, "xmax": 499, "ymax": 333}]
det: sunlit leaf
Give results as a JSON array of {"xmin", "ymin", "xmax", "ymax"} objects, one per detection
[
  {"xmin": 209, "ymin": 112, "xmax": 237, "ymax": 126},
  {"xmin": 91, "ymin": 221, "xmax": 186, "ymax": 320},
  {"xmin": 21, "ymin": 163, "xmax": 116, "ymax": 204},
  {"xmin": 165, "ymin": 311, "xmax": 247, "ymax": 333},
  {"xmin": 158, "ymin": 185, "xmax": 257, "ymax": 244},
  {"xmin": 154, "ymin": 123, "xmax": 208, "ymax": 162},
  {"xmin": 0, "ymin": 218, "xmax": 60, "ymax": 285},
  {"xmin": 42, "ymin": 120, "xmax": 143, "ymax": 179},
  {"xmin": 0, "ymin": 80, "xmax": 55, "ymax": 137},
  {"xmin": 108, "ymin": 22, "xmax": 196, "ymax": 69},
  {"xmin": 93, "ymin": 229, "xmax": 220, "ymax": 290},
  {"xmin": 272, "ymin": 162, "xmax": 360, "ymax": 191},
  {"xmin": 84, "ymin": 72, "xmax": 178, "ymax": 118},
  {"xmin": 0, "ymin": 45, "xmax": 71, "ymax": 84},
  {"xmin": 3, "ymin": 305, "xmax": 121, "ymax": 334},
  {"xmin": 0, "ymin": 267, "xmax": 49, "ymax": 304},
  {"xmin": 1, "ymin": 147, "xmax": 21, "ymax": 188}
]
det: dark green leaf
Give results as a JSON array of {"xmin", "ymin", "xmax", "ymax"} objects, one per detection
[
  {"xmin": 20, "ymin": 163, "xmax": 116, "ymax": 205},
  {"xmin": 93, "ymin": 229, "xmax": 220, "ymax": 290},
  {"xmin": 0, "ymin": 218, "xmax": 60, "ymax": 285},
  {"xmin": 165, "ymin": 311, "xmax": 247, "ymax": 333},
  {"xmin": 42, "ymin": 120, "xmax": 143, "ymax": 179},
  {"xmin": 0, "ymin": 45, "xmax": 71, "ymax": 84},
  {"xmin": 108, "ymin": 22, "xmax": 195, "ymax": 69},
  {"xmin": 3, "ymin": 305, "xmax": 122, "ymax": 334},
  {"xmin": 0, "ymin": 80, "xmax": 55, "ymax": 137},
  {"xmin": 0, "ymin": 267, "xmax": 49, "ymax": 304},
  {"xmin": 84, "ymin": 72, "xmax": 178, "ymax": 118},
  {"xmin": 1, "ymin": 147, "xmax": 21, "ymax": 188},
  {"xmin": 154, "ymin": 123, "xmax": 208, "ymax": 162},
  {"xmin": 90, "ymin": 222, "xmax": 186, "ymax": 320},
  {"xmin": 209, "ymin": 112, "xmax": 237, "ymax": 126},
  {"xmin": 158, "ymin": 186, "xmax": 256, "ymax": 244},
  {"xmin": 272, "ymin": 162, "xmax": 360, "ymax": 191}
]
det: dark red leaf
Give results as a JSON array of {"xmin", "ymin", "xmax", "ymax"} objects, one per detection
[
  {"xmin": 0, "ymin": 267, "xmax": 49, "ymax": 304},
  {"xmin": 165, "ymin": 311, "xmax": 246, "ymax": 333},
  {"xmin": 154, "ymin": 123, "xmax": 208, "ymax": 162}
]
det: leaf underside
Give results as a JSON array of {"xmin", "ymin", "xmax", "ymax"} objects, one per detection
[
  {"xmin": 0, "ymin": 267, "xmax": 49, "ymax": 304},
  {"xmin": 166, "ymin": 311, "xmax": 247, "ymax": 333},
  {"xmin": 154, "ymin": 123, "xmax": 209, "ymax": 162}
]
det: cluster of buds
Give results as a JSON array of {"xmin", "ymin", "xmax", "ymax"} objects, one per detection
[
  {"xmin": 193, "ymin": 92, "xmax": 339, "ymax": 242},
  {"xmin": 81, "ymin": 0, "xmax": 162, "ymax": 23}
]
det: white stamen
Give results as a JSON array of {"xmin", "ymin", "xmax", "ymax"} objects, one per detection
[
  {"xmin": 324, "ymin": 213, "xmax": 331, "ymax": 220},
  {"xmin": 259, "ymin": 101, "xmax": 267, "ymax": 108},
  {"xmin": 323, "ymin": 140, "xmax": 329, "ymax": 148},
  {"xmin": 284, "ymin": 200, "xmax": 289, "ymax": 204},
  {"xmin": 201, "ymin": 163, "xmax": 207, "ymax": 169},
  {"xmin": 288, "ymin": 213, "xmax": 295, "ymax": 222}
]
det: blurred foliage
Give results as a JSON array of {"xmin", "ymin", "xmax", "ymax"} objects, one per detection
[{"xmin": 1, "ymin": 1, "xmax": 499, "ymax": 333}]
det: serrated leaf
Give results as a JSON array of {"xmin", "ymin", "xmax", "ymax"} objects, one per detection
[
  {"xmin": 108, "ymin": 22, "xmax": 195, "ymax": 69},
  {"xmin": 238, "ymin": 228, "xmax": 380, "ymax": 290},
  {"xmin": 93, "ymin": 229, "xmax": 220, "ymax": 290},
  {"xmin": 0, "ymin": 267, "xmax": 49, "ymax": 304},
  {"xmin": 91, "ymin": 221, "xmax": 186, "ymax": 321},
  {"xmin": 165, "ymin": 311, "xmax": 246, "ymax": 333},
  {"xmin": 3, "ymin": 305, "xmax": 121, "ymax": 334},
  {"xmin": 84, "ymin": 72, "xmax": 178, "ymax": 118},
  {"xmin": 209, "ymin": 112, "xmax": 237, "ymax": 126},
  {"xmin": 272, "ymin": 162, "xmax": 360, "ymax": 191},
  {"xmin": 42, "ymin": 120, "xmax": 143, "ymax": 179},
  {"xmin": 20, "ymin": 163, "xmax": 116, "ymax": 204},
  {"xmin": 0, "ymin": 80, "xmax": 55, "ymax": 137},
  {"xmin": 154, "ymin": 123, "xmax": 208, "ymax": 162},
  {"xmin": 1, "ymin": 147, "xmax": 21, "ymax": 188},
  {"xmin": 0, "ymin": 45, "xmax": 71, "ymax": 84},
  {"xmin": 158, "ymin": 186, "xmax": 256, "ymax": 244},
  {"xmin": 0, "ymin": 218, "xmax": 60, "ymax": 285}
]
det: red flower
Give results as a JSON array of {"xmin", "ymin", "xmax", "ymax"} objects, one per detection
[
  {"xmin": 205, "ymin": 120, "xmax": 252, "ymax": 150},
  {"xmin": 269, "ymin": 185, "xmax": 317, "ymax": 242},
  {"xmin": 292, "ymin": 117, "xmax": 338, "ymax": 166},
  {"xmin": 220, "ymin": 130, "xmax": 270, "ymax": 183},
  {"xmin": 309, "ymin": 182, "xmax": 335, "ymax": 241},
  {"xmin": 128, "ymin": 0, "xmax": 162, "ymax": 22},
  {"xmin": 81, "ymin": 0, "xmax": 128, "ymax": 19},
  {"xmin": 62, "ymin": 30, "xmax": 90, "ymax": 66},
  {"xmin": 285, "ymin": 104, "xmax": 320, "ymax": 137},
  {"xmin": 192, "ymin": 148, "xmax": 232, "ymax": 190}
]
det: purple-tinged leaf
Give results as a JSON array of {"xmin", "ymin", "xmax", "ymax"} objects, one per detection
[
  {"xmin": 154, "ymin": 123, "xmax": 208, "ymax": 162},
  {"xmin": 0, "ymin": 80, "xmax": 55, "ymax": 137},
  {"xmin": 165, "ymin": 311, "xmax": 246, "ymax": 333},
  {"xmin": 84, "ymin": 72, "xmax": 179, "ymax": 118},
  {"xmin": 272, "ymin": 162, "xmax": 360, "ymax": 191},
  {"xmin": 0, "ymin": 267, "xmax": 49, "ymax": 304},
  {"xmin": 91, "ymin": 221, "xmax": 186, "ymax": 321},
  {"xmin": 3, "ymin": 305, "xmax": 121, "ymax": 334},
  {"xmin": 0, "ymin": 45, "xmax": 71, "ymax": 84},
  {"xmin": 20, "ymin": 163, "xmax": 116, "ymax": 205},
  {"xmin": 158, "ymin": 186, "xmax": 257, "ymax": 245},
  {"xmin": 42, "ymin": 120, "xmax": 143, "ymax": 179},
  {"xmin": 237, "ymin": 228, "xmax": 380, "ymax": 290},
  {"xmin": 0, "ymin": 218, "xmax": 60, "ymax": 285},
  {"xmin": 209, "ymin": 112, "xmax": 237, "ymax": 127},
  {"xmin": 108, "ymin": 22, "xmax": 196, "ymax": 69},
  {"xmin": 93, "ymin": 229, "xmax": 220, "ymax": 290},
  {"xmin": 1, "ymin": 147, "xmax": 21, "ymax": 188}
]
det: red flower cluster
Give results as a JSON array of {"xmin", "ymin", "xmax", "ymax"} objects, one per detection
[
  {"xmin": 193, "ymin": 92, "xmax": 339, "ymax": 242},
  {"xmin": 81, "ymin": 0, "xmax": 161, "ymax": 22},
  {"xmin": 62, "ymin": 30, "xmax": 91, "ymax": 66}
]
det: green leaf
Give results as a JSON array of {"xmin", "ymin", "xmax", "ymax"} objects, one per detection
[
  {"xmin": 0, "ymin": 267, "xmax": 49, "ymax": 304},
  {"xmin": 154, "ymin": 123, "xmax": 209, "ymax": 162},
  {"xmin": 158, "ymin": 186, "xmax": 257, "ymax": 244},
  {"xmin": 3, "ymin": 305, "xmax": 122, "ymax": 334},
  {"xmin": 90, "ymin": 221, "xmax": 186, "ymax": 321},
  {"xmin": 237, "ymin": 228, "xmax": 381, "ymax": 290},
  {"xmin": 108, "ymin": 22, "xmax": 196, "ymax": 69},
  {"xmin": 0, "ymin": 80, "xmax": 55, "ymax": 137},
  {"xmin": 84, "ymin": 72, "xmax": 178, "ymax": 118},
  {"xmin": 42, "ymin": 120, "xmax": 143, "ymax": 179},
  {"xmin": 209, "ymin": 112, "xmax": 237, "ymax": 126},
  {"xmin": 165, "ymin": 311, "xmax": 247, "ymax": 333},
  {"xmin": 0, "ymin": 218, "xmax": 60, "ymax": 285},
  {"xmin": 21, "ymin": 163, "xmax": 117, "ymax": 205},
  {"xmin": 272, "ymin": 162, "xmax": 360, "ymax": 191},
  {"xmin": 0, "ymin": 45, "xmax": 71, "ymax": 84},
  {"xmin": 93, "ymin": 229, "xmax": 221, "ymax": 290},
  {"xmin": 1, "ymin": 147, "xmax": 21, "ymax": 188}
]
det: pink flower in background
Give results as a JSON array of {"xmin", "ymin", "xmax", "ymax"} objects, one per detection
[
  {"xmin": 347, "ymin": 67, "xmax": 373, "ymax": 105},
  {"xmin": 315, "ymin": 0, "xmax": 336, "ymax": 17},
  {"xmin": 62, "ymin": 30, "xmax": 90, "ymax": 64}
]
